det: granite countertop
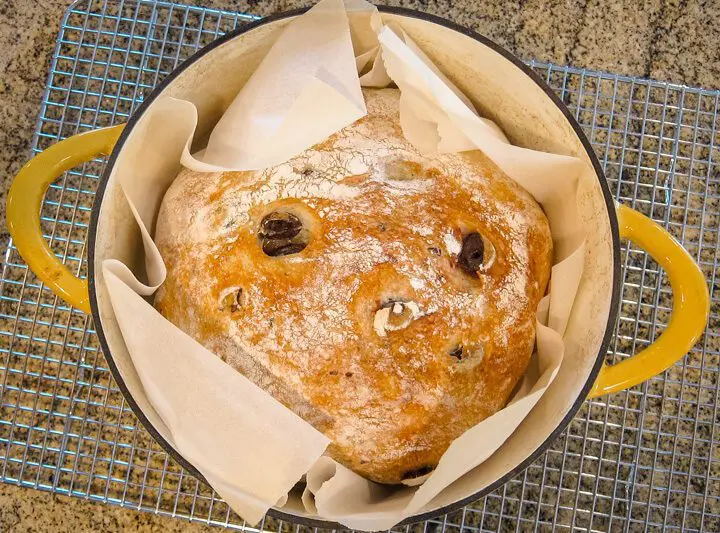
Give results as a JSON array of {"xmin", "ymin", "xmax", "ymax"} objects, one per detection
[{"xmin": 0, "ymin": 0, "xmax": 719, "ymax": 531}]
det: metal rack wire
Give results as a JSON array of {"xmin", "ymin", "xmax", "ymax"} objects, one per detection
[{"xmin": 0, "ymin": 0, "xmax": 718, "ymax": 531}]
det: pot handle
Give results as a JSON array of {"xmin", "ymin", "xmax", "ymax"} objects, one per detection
[
  {"xmin": 6, "ymin": 125, "xmax": 125, "ymax": 314},
  {"xmin": 588, "ymin": 203, "xmax": 710, "ymax": 398}
]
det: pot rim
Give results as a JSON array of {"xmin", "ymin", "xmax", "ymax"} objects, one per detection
[{"xmin": 87, "ymin": 5, "xmax": 622, "ymax": 528}]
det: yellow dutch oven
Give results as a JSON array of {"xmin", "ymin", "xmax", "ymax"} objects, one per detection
[{"xmin": 6, "ymin": 6, "xmax": 710, "ymax": 526}]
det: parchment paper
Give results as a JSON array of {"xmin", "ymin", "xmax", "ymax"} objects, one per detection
[{"xmin": 100, "ymin": 0, "xmax": 588, "ymax": 529}]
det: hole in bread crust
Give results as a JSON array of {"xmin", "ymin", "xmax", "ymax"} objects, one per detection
[
  {"xmin": 448, "ymin": 345, "xmax": 464, "ymax": 360},
  {"xmin": 218, "ymin": 286, "xmax": 244, "ymax": 312},
  {"xmin": 373, "ymin": 299, "xmax": 420, "ymax": 337},
  {"xmin": 447, "ymin": 341, "xmax": 486, "ymax": 370}
]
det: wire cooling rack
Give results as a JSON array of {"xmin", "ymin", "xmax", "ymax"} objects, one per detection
[{"xmin": 1, "ymin": 0, "xmax": 719, "ymax": 531}]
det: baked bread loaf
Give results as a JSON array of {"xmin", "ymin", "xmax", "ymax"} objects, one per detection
[{"xmin": 154, "ymin": 88, "xmax": 552, "ymax": 485}]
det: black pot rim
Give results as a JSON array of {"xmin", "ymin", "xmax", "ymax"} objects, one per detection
[{"xmin": 88, "ymin": 4, "xmax": 622, "ymax": 529}]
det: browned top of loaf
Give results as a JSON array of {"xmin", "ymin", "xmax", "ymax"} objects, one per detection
[{"xmin": 154, "ymin": 88, "xmax": 552, "ymax": 485}]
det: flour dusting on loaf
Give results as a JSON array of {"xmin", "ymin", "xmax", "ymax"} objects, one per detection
[{"xmin": 154, "ymin": 88, "xmax": 552, "ymax": 484}]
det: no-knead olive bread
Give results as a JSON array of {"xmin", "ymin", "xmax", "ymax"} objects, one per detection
[{"xmin": 154, "ymin": 88, "xmax": 552, "ymax": 485}]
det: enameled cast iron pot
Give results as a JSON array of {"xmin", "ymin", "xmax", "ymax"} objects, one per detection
[{"xmin": 7, "ymin": 6, "xmax": 710, "ymax": 527}]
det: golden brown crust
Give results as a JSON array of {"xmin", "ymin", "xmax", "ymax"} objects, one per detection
[{"xmin": 154, "ymin": 88, "xmax": 552, "ymax": 484}]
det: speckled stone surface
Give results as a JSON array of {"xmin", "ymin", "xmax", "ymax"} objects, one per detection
[
  {"xmin": 0, "ymin": 484, "xmax": 219, "ymax": 532},
  {"xmin": 0, "ymin": 0, "xmax": 718, "ymax": 531}
]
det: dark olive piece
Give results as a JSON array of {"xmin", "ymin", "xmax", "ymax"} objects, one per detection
[
  {"xmin": 449, "ymin": 345, "xmax": 464, "ymax": 361},
  {"xmin": 428, "ymin": 246, "xmax": 442, "ymax": 256},
  {"xmin": 457, "ymin": 232, "xmax": 485, "ymax": 274},
  {"xmin": 259, "ymin": 214, "xmax": 309, "ymax": 257},
  {"xmin": 262, "ymin": 239, "xmax": 306, "ymax": 257},
  {"xmin": 259, "ymin": 211, "xmax": 302, "ymax": 240},
  {"xmin": 402, "ymin": 465, "xmax": 435, "ymax": 480}
]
